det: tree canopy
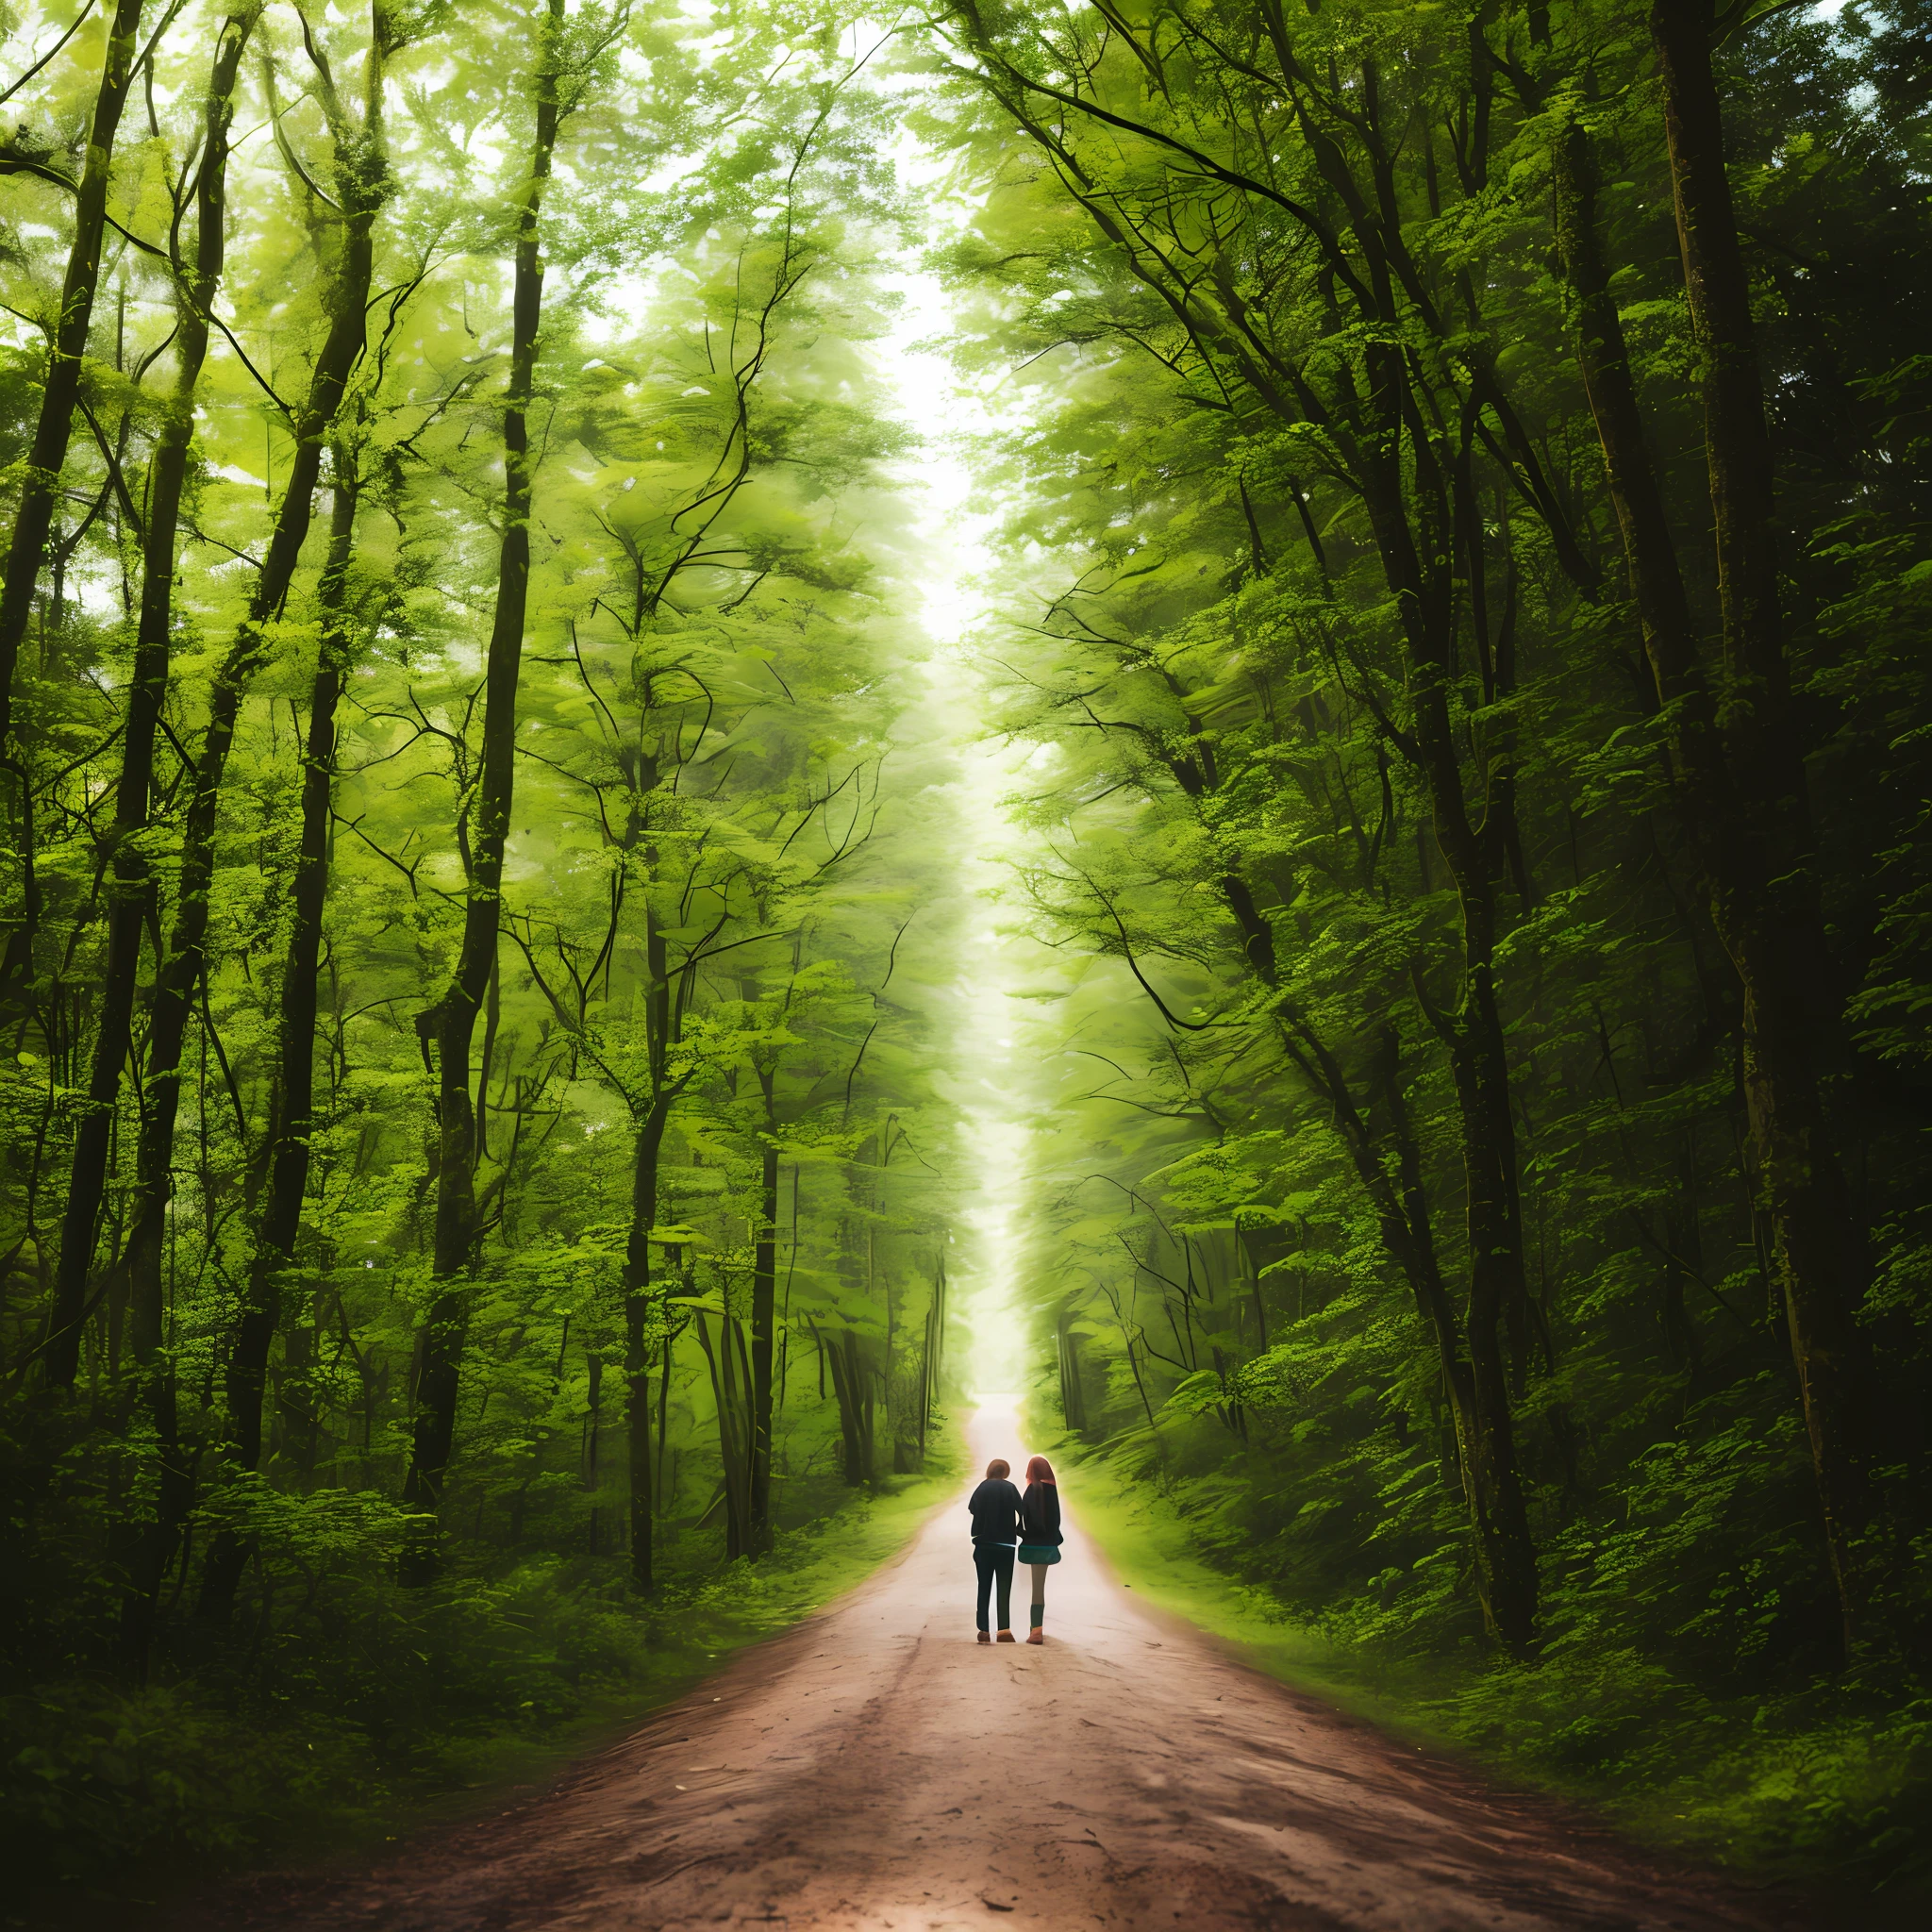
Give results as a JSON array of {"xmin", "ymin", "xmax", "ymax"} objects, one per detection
[{"xmin": 2, "ymin": 0, "xmax": 1929, "ymax": 1898}]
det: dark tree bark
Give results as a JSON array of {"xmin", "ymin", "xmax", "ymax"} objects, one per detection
[
  {"xmin": 623, "ymin": 1083, "xmax": 672, "ymax": 1591},
  {"xmin": 1349, "ymin": 333, "xmax": 1541, "ymax": 1656},
  {"xmin": 1594, "ymin": 1, "xmax": 1881, "ymax": 1650},
  {"xmin": 1275, "ymin": 1006, "xmax": 1534, "ymax": 1654},
  {"xmin": 0, "ymin": 0, "xmax": 145, "ymax": 770},
  {"xmin": 816, "ymin": 1321, "xmax": 874, "ymax": 1486},
  {"xmin": 694, "ymin": 1310, "xmax": 754, "ymax": 1557},
  {"xmin": 111, "ymin": 15, "xmax": 393, "ymax": 1642},
  {"xmin": 748, "ymin": 1067, "xmax": 778, "ymax": 1551},
  {"xmin": 403, "ymin": 0, "xmax": 566, "ymax": 1579},
  {"xmin": 1044, "ymin": 339, "xmax": 1543, "ymax": 1649},
  {"xmin": 106, "ymin": 16, "xmax": 263, "ymax": 1677},
  {"xmin": 197, "ymin": 462, "xmax": 359, "ymax": 1623},
  {"xmin": 1055, "ymin": 1297, "xmax": 1086, "ymax": 1434},
  {"xmin": 1549, "ymin": 116, "xmax": 1706, "ymax": 728},
  {"xmin": 48, "ymin": 8, "xmax": 258, "ymax": 1413},
  {"xmin": 1649, "ymin": 0, "xmax": 1879, "ymax": 1649},
  {"xmin": 0, "ymin": 0, "xmax": 142, "ymax": 1004},
  {"xmin": 950, "ymin": 16, "xmax": 1547, "ymax": 1653},
  {"xmin": 117, "ymin": 44, "xmax": 391, "ymax": 1260},
  {"xmin": 611, "ymin": 848, "xmax": 700, "ymax": 1586},
  {"xmin": 920, "ymin": 1258, "xmax": 946, "ymax": 1456}
]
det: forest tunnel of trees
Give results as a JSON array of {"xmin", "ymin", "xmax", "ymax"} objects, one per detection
[{"xmin": 1, "ymin": 0, "xmax": 1929, "ymax": 1896}]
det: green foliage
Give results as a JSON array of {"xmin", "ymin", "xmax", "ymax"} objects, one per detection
[
  {"xmin": 1052, "ymin": 1407, "xmax": 1932, "ymax": 1889},
  {"xmin": 908, "ymin": 0, "xmax": 1932, "ymax": 1887},
  {"xmin": 1, "ymin": 0, "xmax": 1929, "ymax": 1906},
  {"xmin": 0, "ymin": 0, "xmax": 974, "ymax": 1897},
  {"xmin": 0, "ymin": 1438, "xmax": 961, "ymax": 1888}
]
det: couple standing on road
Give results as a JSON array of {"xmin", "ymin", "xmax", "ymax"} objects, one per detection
[{"xmin": 967, "ymin": 1455, "xmax": 1063, "ymax": 1644}]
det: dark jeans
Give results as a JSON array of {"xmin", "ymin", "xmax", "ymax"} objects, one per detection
[{"xmin": 974, "ymin": 1541, "xmax": 1015, "ymax": 1631}]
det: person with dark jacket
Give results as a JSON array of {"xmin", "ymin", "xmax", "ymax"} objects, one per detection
[
  {"xmin": 1017, "ymin": 1454, "xmax": 1064, "ymax": 1642},
  {"xmin": 967, "ymin": 1457, "xmax": 1024, "ymax": 1641}
]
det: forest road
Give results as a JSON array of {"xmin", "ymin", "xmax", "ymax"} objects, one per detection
[{"xmin": 186, "ymin": 1405, "xmax": 1808, "ymax": 1932}]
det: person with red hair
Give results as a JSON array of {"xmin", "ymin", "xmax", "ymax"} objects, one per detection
[{"xmin": 1017, "ymin": 1454, "xmax": 1063, "ymax": 1643}]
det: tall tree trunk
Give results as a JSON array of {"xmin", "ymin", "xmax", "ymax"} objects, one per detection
[
  {"xmin": 0, "ymin": 2, "xmax": 146, "ymax": 877},
  {"xmin": 816, "ymin": 1322, "xmax": 872, "ymax": 1486},
  {"xmin": 48, "ymin": 6, "xmax": 257, "ymax": 1393},
  {"xmin": 198, "ymin": 463, "xmax": 359, "ymax": 1623},
  {"xmin": 1549, "ymin": 116, "xmax": 1706, "ymax": 730},
  {"xmin": 583, "ymin": 1350, "xmax": 603, "ymax": 1552},
  {"xmin": 623, "ymin": 1093, "xmax": 671, "ymax": 1591},
  {"xmin": 1353, "ymin": 340, "xmax": 1541, "ymax": 1656},
  {"xmin": 1649, "ymin": 1, "xmax": 1795, "ymax": 796},
  {"xmin": 657, "ymin": 1304, "xmax": 679, "ymax": 1516},
  {"xmin": 111, "ymin": 12, "xmax": 262, "ymax": 1677},
  {"xmin": 623, "ymin": 897, "xmax": 686, "ymax": 1587},
  {"xmin": 403, "ymin": 1, "xmax": 565, "ymax": 1579},
  {"xmin": 110, "ymin": 12, "xmax": 391, "ymax": 1656},
  {"xmin": 693, "ymin": 1311, "xmax": 752, "ymax": 1557},
  {"xmin": 748, "ymin": 1068, "xmax": 777, "ymax": 1551},
  {"xmin": 1089, "ymin": 75, "xmax": 1548, "ymax": 1646},
  {"xmin": 947, "ymin": 19, "xmax": 1542, "ymax": 1654},
  {"xmin": 1641, "ymin": 1, "xmax": 1879, "ymax": 1650},
  {"xmin": 112, "ymin": 4, "xmax": 390, "ymax": 1482},
  {"xmin": 1276, "ymin": 1005, "xmax": 1532, "ymax": 1652},
  {"xmin": 1055, "ymin": 1297, "xmax": 1085, "ymax": 1434}
]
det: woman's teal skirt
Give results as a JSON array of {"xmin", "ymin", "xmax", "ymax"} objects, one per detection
[{"xmin": 1018, "ymin": 1543, "xmax": 1061, "ymax": 1564}]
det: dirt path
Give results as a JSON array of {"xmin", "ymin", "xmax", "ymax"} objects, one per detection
[{"xmin": 188, "ymin": 1407, "xmax": 1807, "ymax": 1931}]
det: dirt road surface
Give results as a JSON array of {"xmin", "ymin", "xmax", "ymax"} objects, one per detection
[{"xmin": 182, "ymin": 1405, "xmax": 1807, "ymax": 1931}]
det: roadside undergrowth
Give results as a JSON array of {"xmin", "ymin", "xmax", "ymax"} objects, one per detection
[
  {"xmin": 3, "ymin": 1424, "xmax": 961, "ymax": 1914},
  {"xmin": 1036, "ymin": 1411, "xmax": 1932, "ymax": 1908}
]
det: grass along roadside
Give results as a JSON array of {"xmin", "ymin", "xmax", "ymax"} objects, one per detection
[
  {"xmin": 6, "ymin": 1422, "xmax": 964, "ymax": 1923},
  {"xmin": 1039, "ymin": 1410, "xmax": 1932, "ymax": 1910}
]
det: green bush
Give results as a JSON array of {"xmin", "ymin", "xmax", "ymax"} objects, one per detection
[
  {"xmin": 0, "ymin": 1454, "xmax": 958, "ymax": 1893},
  {"xmin": 1049, "ymin": 1409, "xmax": 1932, "ymax": 1894}
]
